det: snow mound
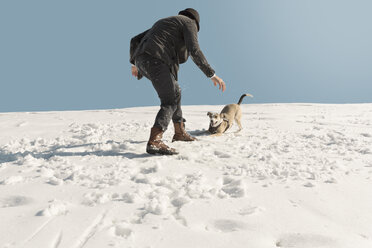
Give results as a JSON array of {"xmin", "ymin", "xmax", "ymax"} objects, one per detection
[
  {"xmin": 0, "ymin": 104, "xmax": 372, "ymax": 248},
  {"xmin": 36, "ymin": 200, "xmax": 69, "ymax": 217}
]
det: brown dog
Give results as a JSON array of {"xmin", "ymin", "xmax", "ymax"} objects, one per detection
[{"xmin": 207, "ymin": 94, "xmax": 253, "ymax": 136}]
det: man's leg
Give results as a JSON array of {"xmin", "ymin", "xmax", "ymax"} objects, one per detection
[
  {"xmin": 151, "ymin": 69, "xmax": 180, "ymax": 131},
  {"xmin": 135, "ymin": 55, "xmax": 179, "ymax": 154},
  {"xmin": 171, "ymin": 81, "xmax": 184, "ymax": 124},
  {"xmin": 148, "ymin": 64, "xmax": 196, "ymax": 142},
  {"xmin": 169, "ymin": 77, "xmax": 197, "ymax": 142},
  {"xmin": 136, "ymin": 55, "xmax": 180, "ymax": 130}
]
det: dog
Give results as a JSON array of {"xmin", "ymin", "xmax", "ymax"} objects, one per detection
[{"xmin": 207, "ymin": 94, "xmax": 253, "ymax": 136}]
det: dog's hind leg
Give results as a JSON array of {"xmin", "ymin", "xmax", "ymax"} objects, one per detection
[
  {"xmin": 235, "ymin": 109, "xmax": 243, "ymax": 132},
  {"xmin": 236, "ymin": 119, "xmax": 243, "ymax": 132}
]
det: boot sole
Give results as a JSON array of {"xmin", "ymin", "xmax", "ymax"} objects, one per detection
[
  {"xmin": 146, "ymin": 147, "xmax": 179, "ymax": 155},
  {"xmin": 172, "ymin": 139, "xmax": 197, "ymax": 142},
  {"xmin": 172, "ymin": 136, "xmax": 198, "ymax": 142}
]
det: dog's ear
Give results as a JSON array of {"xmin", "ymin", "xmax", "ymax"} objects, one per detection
[{"xmin": 207, "ymin": 112, "xmax": 212, "ymax": 117}]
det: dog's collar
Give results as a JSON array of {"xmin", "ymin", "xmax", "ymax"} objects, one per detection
[
  {"xmin": 211, "ymin": 119, "xmax": 223, "ymax": 127},
  {"xmin": 209, "ymin": 118, "xmax": 231, "ymax": 133}
]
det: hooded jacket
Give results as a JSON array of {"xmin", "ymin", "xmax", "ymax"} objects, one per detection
[{"xmin": 130, "ymin": 15, "xmax": 215, "ymax": 81}]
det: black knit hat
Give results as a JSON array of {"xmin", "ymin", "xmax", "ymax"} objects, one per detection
[{"xmin": 179, "ymin": 8, "xmax": 200, "ymax": 31}]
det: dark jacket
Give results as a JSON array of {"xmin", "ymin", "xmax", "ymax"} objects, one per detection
[{"xmin": 130, "ymin": 15, "xmax": 215, "ymax": 81}]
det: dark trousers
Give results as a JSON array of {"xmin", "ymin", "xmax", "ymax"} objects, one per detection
[{"xmin": 135, "ymin": 54, "xmax": 184, "ymax": 131}]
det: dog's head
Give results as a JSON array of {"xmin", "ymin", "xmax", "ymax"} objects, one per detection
[{"xmin": 207, "ymin": 112, "xmax": 225, "ymax": 127}]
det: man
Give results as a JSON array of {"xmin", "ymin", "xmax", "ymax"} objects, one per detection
[{"xmin": 130, "ymin": 8, "xmax": 226, "ymax": 155}]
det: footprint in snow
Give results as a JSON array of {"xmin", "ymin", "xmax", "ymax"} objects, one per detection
[
  {"xmin": 360, "ymin": 133, "xmax": 371, "ymax": 138},
  {"xmin": 214, "ymin": 150, "xmax": 231, "ymax": 158},
  {"xmin": 110, "ymin": 222, "xmax": 133, "ymax": 239},
  {"xmin": 140, "ymin": 165, "xmax": 159, "ymax": 174},
  {"xmin": 0, "ymin": 195, "xmax": 33, "ymax": 208},
  {"xmin": 276, "ymin": 233, "xmax": 337, "ymax": 248},
  {"xmin": 238, "ymin": 206, "xmax": 263, "ymax": 216},
  {"xmin": 220, "ymin": 177, "xmax": 245, "ymax": 198},
  {"xmin": 206, "ymin": 219, "xmax": 248, "ymax": 233},
  {"xmin": 16, "ymin": 121, "xmax": 28, "ymax": 127}
]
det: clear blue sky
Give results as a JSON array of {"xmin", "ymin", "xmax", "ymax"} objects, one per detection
[{"xmin": 1, "ymin": 0, "xmax": 371, "ymax": 112}]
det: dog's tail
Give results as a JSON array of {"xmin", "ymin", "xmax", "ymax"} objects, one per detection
[{"xmin": 237, "ymin": 93, "xmax": 253, "ymax": 105}]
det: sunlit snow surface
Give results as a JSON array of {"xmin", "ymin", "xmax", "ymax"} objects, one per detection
[{"xmin": 1, "ymin": 104, "xmax": 372, "ymax": 248}]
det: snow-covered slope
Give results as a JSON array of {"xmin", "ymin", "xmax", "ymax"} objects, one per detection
[{"xmin": 1, "ymin": 104, "xmax": 372, "ymax": 248}]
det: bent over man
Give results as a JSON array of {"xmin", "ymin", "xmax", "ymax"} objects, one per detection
[{"xmin": 130, "ymin": 8, "xmax": 226, "ymax": 155}]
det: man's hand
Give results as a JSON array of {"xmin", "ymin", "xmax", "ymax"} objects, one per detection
[
  {"xmin": 131, "ymin": 65, "xmax": 139, "ymax": 78},
  {"xmin": 211, "ymin": 75, "xmax": 226, "ymax": 92}
]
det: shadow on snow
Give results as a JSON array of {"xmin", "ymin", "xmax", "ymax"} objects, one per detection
[{"xmin": 0, "ymin": 140, "xmax": 150, "ymax": 164}]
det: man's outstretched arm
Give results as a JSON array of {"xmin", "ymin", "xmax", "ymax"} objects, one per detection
[{"xmin": 183, "ymin": 21, "xmax": 226, "ymax": 92}]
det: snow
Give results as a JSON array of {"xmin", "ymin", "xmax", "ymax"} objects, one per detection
[{"xmin": 0, "ymin": 103, "xmax": 372, "ymax": 248}]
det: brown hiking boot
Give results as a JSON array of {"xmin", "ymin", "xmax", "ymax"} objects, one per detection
[
  {"xmin": 146, "ymin": 127, "xmax": 178, "ymax": 155},
  {"xmin": 172, "ymin": 122, "xmax": 197, "ymax": 142}
]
